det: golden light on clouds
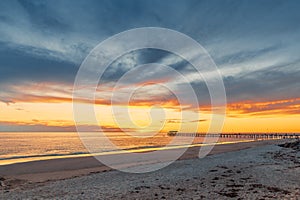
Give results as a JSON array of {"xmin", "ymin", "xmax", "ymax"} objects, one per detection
[{"xmin": 0, "ymin": 96, "xmax": 299, "ymax": 133}]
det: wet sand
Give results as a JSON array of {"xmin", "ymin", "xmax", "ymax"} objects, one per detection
[
  {"xmin": 1, "ymin": 139, "xmax": 299, "ymax": 199},
  {"xmin": 0, "ymin": 140, "xmax": 280, "ymax": 182}
]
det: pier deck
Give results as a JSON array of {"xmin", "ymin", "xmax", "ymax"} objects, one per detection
[{"xmin": 167, "ymin": 132, "xmax": 300, "ymax": 139}]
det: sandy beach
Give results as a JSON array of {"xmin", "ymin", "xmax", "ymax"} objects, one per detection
[
  {"xmin": 0, "ymin": 139, "xmax": 299, "ymax": 199},
  {"xmin": 1, "ymin": 0, "xmax": 300, "ymax": 199}
]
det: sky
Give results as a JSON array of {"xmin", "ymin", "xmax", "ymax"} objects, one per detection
[{"xmin": 0, "ymin": 0, "xmax": 299, "ymax": 133}]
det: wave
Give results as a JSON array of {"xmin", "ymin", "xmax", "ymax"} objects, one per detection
[
  {"xmin": 0, "ymin": 151, "xmax": 90, "ymax": 161},
  {"xmin": 0, "ymin": 143, "xmax": 197, "ymax": 161},
  {"xmin": 0, "ymin": 139, "xmax": 256, "ymax": 162}
]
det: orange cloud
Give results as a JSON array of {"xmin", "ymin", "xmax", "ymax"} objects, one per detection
[
  {"xmin": 226, "ymin": 98, "xmax": 300, "ymax": 117},
  {"xmin": 2, "ymin": 82, "xmax": 300, "ymax": 118},
  {"xmin": 128, "ymin": 98, "xmax": 180, "ymax": 108}
]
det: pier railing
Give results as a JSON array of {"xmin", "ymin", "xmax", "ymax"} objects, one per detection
[{"xmin": 167, "ymin": 132, "xmax": 300, "ymax": 139}]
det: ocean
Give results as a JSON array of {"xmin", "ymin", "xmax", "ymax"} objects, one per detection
[{"xmin": 0, "ymin": 132, "xmax": 259, "ymax": 165}]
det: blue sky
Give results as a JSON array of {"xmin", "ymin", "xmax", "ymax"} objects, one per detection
[
  {"xmin": 0, "ymin": 0, "xmax": 300, "ymax": 131},
  {"xmin": 0, "ymin": 0, "xmax": 299, "ymax": 102}
]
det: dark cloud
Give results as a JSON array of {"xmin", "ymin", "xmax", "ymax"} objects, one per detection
[
  {"xmin": 0, "ymin": 42, "xmax": 77, "ymax": 84},
  {"xmin": 214, "ymin": 45, "xmax": 282, "ymax": 66},
  {"xmin": 17, "ymin": 0, "xmax": 71, "ymax": 33},
  {"xmin": 0, "ymin": 0, "xmax": 299, "ymax": 116},
  {"xmin": 189, "ymin": 119, "xmax": 207, "ymax": 123},
  {"xmin": 224, "ymin": 61, "xmax": 300, "ymax": 103}
]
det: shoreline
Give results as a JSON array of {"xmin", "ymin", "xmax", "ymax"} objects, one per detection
[
  {"xmin": 0, "ymin": 139, "xmax": 285, "ymax": 183},
  {"xmin": 0, "ymin": 138, "xmax": 263, "ymax": 166},
  {"xmin": 1, "ymin": 139, "xmax": 299, "ymax": 199}
]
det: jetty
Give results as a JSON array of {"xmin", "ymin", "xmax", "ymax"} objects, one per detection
[{"xmin": 167, "ymin": 131, "xmax": 300, "ymax": 139}]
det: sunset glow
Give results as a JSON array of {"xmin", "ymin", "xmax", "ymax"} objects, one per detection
[
  {"xmin": 0, "ymin": 1, "xmax": 299, "ymax": 134},
  {"xmin": 1, "ymin": 95, "xmax": 299, "ymax": 133}
]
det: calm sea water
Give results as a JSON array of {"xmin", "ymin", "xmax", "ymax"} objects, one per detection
[{"xmin": 0, "ymin": 132, "xmax": 256, "ymax": 165}]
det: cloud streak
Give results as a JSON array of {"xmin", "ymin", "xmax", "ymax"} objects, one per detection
[
  {"xmin": 0, "ymin": 120, "xmax": 136, "ymax": 132},
  {"xmin": 0, "ymin": 0, "xmax": 300, "ymax": 128}
]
